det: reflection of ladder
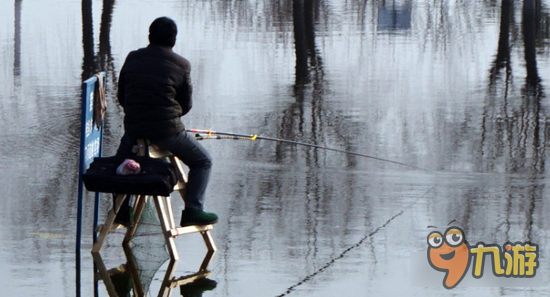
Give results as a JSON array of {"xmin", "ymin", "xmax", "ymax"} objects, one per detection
[
  {"xmin": 92, "ymin": 247, "xmax": 217, "ymax": 297},
  {"xmin": 91, "ymin": 139, "xmax": 217, "ymax": 261}
]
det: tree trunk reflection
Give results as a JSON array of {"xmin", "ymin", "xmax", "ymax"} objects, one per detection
[
  {"xmin": 14, "ymin": 0, "xmax": 22, "ymax": 78},
  {"xmin": 99, "ymin": 0, "xmax": 116, "ymax": 86},
  {"xmin": 81, "ymin": 0, "xmax": 95, "ymax": 80}
]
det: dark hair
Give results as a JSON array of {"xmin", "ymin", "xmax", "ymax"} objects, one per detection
[{"xmin": 149, "ymin": 17, "xmax": 177, "ymax": 47}]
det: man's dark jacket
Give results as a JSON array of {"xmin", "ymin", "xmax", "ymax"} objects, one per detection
[{"xmin": 118, "ymin": 44, "xmax": 192, "ymax": 140}]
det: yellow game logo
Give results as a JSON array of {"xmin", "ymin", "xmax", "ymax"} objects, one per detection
[{"xmin": 427, "ymin": 223, "xmax": 539, "ymax": 289}]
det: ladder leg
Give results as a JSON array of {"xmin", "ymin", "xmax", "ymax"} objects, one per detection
[
  {"xmin": 165, "ymin": 195, "xmax": 177, "ymax": 230},
  {"xmin": 168, "ymin": 156, "xmax": 188, "ymax": 207},
  {"xmin": 157, "ymin": 259, "xmax": 178, "ymax": 297},
  {"xmin": 152, "ymin": 195, "xmax": 179, "ymax": 261},
  {"xmin": 123, "ymin": 245, "xmax": 146, "ymax": 296},
  {"xmin": 123, "ymin": 195, "xmax": 146, "ymax": 246},
  {"xmin": 200, "ymin": 231, "xmax": 217, "ymax": 252},
  {"xmin": 198, "ymin": 250, "xmax": 216, "ymax": 272},
  {"xmin": 92, "ymin": 194, "xmax": 127, "ymax": 253},
  {"xmin": 169, "ymin": 155, "xmax": 188, "ymax": 184},
  {"xmin": 91, "ymin": 253, "xmax": 120, "ymax": 296}
]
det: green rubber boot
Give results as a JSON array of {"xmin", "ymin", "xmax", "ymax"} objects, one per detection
[{"xmin": 180, "ymin": 209, "xmax": 218, "ymax": 227}]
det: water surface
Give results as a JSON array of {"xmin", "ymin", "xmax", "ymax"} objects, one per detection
[{"xmin": 1, "ymin": 0, "xmax": 550, "ymax": 296}]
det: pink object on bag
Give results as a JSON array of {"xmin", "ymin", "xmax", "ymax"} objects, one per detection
[{"xmin": 116, "ymin": 159, "xmax": 141, "ymax": 175}]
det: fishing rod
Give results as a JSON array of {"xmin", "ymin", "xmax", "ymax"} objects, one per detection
[{"xmin": 187, "ymin": 129, "xmax": 429, "ymax": 171}]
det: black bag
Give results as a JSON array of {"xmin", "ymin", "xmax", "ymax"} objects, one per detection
[{"xmin": 82, "ymin": 156, "xmax": 178, "ymax": 196}]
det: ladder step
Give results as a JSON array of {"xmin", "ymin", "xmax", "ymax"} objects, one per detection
[
  {"xmin": 170, "ymin": 225, "xmax": 214, "ymax": 237},
  {"xmin": 95, "ymin": 223, "xmax": 125, "ymax": 233},
  {"xmin": 170, "ymin": 270, "xmax": 212, "ymax": 288}
]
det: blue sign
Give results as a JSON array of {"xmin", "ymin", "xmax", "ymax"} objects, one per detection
[
  {"xmin": 76, "ymin": 72, "xmax": 106, "ymax": 294},
  {"xmin": 80, "ymin": 75, "xmax": 104, "ymax": 171}
]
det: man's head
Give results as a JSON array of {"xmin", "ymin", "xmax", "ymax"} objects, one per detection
[{"xmin": 149, "ymin": 17, "xmax": 177, "ymax": 47}]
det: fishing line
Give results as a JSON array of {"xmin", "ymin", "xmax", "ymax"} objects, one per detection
[
  {"xmin": 187, "ymin": 129, "xmax": 430, "ymax": 171},
  {"xmin": 275, "ymin": 186, "xmax": 435, "ymax": 297},
  {"xmin": 187, "ymin": 129, "xmax": 437, "ymax": 295}
]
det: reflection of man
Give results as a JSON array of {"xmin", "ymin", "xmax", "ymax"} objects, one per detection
[
  {"xmin": 180, "ymin": 278, "xmax": 217, "ymax": 297},
  {"xmin": 116, "ymin": 16, "xmax": 218, "ymax": 226},
  {"xmin": 108, "ymin": 264, "xmax": 132, "ymax": 297}
]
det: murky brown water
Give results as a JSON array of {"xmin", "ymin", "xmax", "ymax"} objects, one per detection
[{"xmin": 1, "ymin": 0, "xmax": 550, "ymax": 296}]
